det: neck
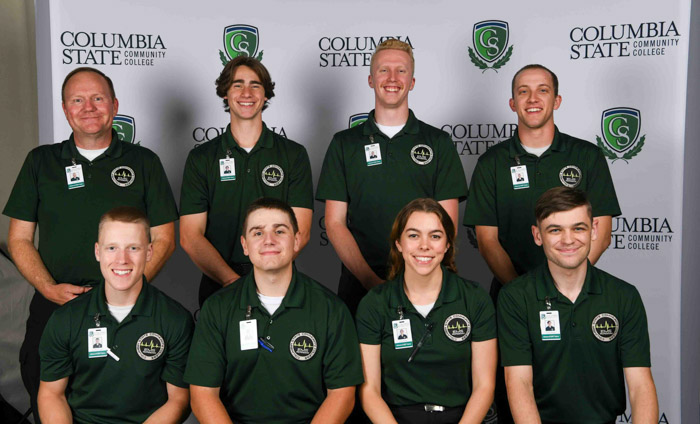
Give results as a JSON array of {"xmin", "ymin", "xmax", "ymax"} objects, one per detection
[
  {"xmin": 230, "ymin": 117, "xmax": 263, "ymax": 149},
  {"xmin": 374, "ymin": 105, "xmax": 409, "ymax": 126},
  {"xmin": 548, "ymin": 261, "xmax": 587, "ymax": 303},
  {"xmin": 253, "ymin": 266, "xmax": 293, "ymax": 297},
  {"xmin": 74, "ymin": 132, "xmax": 113, "ymax": 150},
  {"xmin": 104, "ymin": 280, "xmax": 142, "ymax": 307},
  {"xmin": 403, "ymin": 266, "xmax": 442, "ymax": 305},
  {"xmin": 517, "ymin": 122, "xmax": 555, "ymax": 149}
]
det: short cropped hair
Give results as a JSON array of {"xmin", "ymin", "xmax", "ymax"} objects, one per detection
[
  {"xmin": 535, "ymin": 187, "xmax": 592, "ymax": 224},
  {"xmin": 370, "ymin": 39, "xmax": 415, "ymax": 74},
  {"xmin": 387, "ymin": 198, "xmax": 457, "ymax": 280},
  {"xmin": 241, "ymin": 197, "xmax": 299, "ymax": 236},
  {"xmin": 98, "ymin": 206, "xmax": 151, "ymax": 242},
  {"xmin": 215, "ymin": 56, "xmax": 275, "ymax": 112},
  {"xmin": 511, "ymin": 64, "xmax": 559, "ymax": 97},
  {"xmin": 62, "ymin": 67, "xmax": 116, "ymax": 103}
]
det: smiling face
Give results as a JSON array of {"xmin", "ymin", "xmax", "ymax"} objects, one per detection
[
  {"xmin": 95, "ymin": 220, "xmax": 152, "ymax": 302},
  {"xmin": 532, "ymin": 205, "xmax": 596, "ymax": 273},
  {"xmin": 395, "ymin": 211, "xmax": 449, "ymax": 280},
  {"xmin": 509, "ymin": 67, "xmax": 561, "ymax": 132},
  {"xmin": 241, "ymin": 208, "xmax": 300, "ymax": 274},
  {"xmin": 225, "ymin": 65, "xmax": 267, "ymax": 123},
  {"xmin": 368, "ymin": 49, "xmax": 415, "ymax": 112},
  {"xmin": 62, "ymin": 71, "xmax": 118, "ymax": 144}
]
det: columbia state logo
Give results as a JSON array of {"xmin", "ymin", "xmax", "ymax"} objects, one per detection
[
  {"xmin": 444, "ymin": 314, "xmax": 471, "ymax": 342},
  {"xmin": 112, "ymin": 114, "xmax": 140, "ymax": 145},
  {"xmin": 289, "ymin": 332, "xmax": 317, "ymax": 361},
  {"xmin": 591, "ymin": 313, "xmax": 619, "ymax": 342},
  {"xmin": 136, "ymin": 332, "xmax": 165, "ymax": 361},
  {"xmin": 111, "ymin": 166, "xmax": 135, "ymax": 187},
  {"xmin": 468, "ymin": 20, "xmax": 514, "ymax": 72},
  {"xmin": 219, "ymin": 24, "xmax": 264, "ymax": 66},
  {"xmin": 349, "ymin": 113, "xmax": 369, "ymax": 128},
  {"xmin": 261, "ymin": 164, "xmax": 284, "ymax": 187},
  {"xmin": 596, "ymin": 107, "xmax": 646, "ymax": 163},
  {"xmin": 411, "ymin": 144, "xmax": 433, "ymax": 165},
  {"xmin": 559, "ymin": 165, "xmax": 582, "ymax": 188}
]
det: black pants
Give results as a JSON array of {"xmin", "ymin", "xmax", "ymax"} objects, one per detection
[
  {"xmin": 389, "ymin": 404, "xmax": 465, "ymax": 424},
  {"xmin": 337, "ymin": 264, "xmax": 385, "ymax": 317},
  {"xmin": 20, "ymin": 292, "xmax": 60, "ymax": 424},
  {"xmin": 198, "ymin": 263, "xmax": 253, "ymax": 307}
]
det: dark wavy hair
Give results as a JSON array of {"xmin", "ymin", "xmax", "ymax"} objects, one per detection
[
  {"xmin": 535, "ymin": 187, "xmax": 592, "ymax": 224},
  {"xmin": 387, "ymin": 198, "xmax": 457, "ymax": 280},
  {"xmin": 215, "ymin": 56, "xmax": 275, "ymax": 112}
]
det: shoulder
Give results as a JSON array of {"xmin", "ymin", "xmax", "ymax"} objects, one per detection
[
  {"xmin": 269, "ymin": 132, "xmax": 310, "ymax": 156},
  {"xmin": 590, "ymin": 266, "xmax": 640, "ymax": 298},
  {"xmin": 51, "ymin": 288, "xmax": 94, "ymax": 323},
  {"xmin": 500, "ymin": 270, "xmax": 537, "ymax": 300},
  {"xmin": 478, "ymin": 136, "xmax": 512, "ymax": 163},
  {"xmin": 414, "ymin": 117, "xmax": 450, "ymax": 139},
  {"xmin": 185, "ymin": 134, "xmax": 224, "ymax": 160},
  {"xmin": 559, "ymin": 132, "xmax": 603, "ymax": 155},
  {"xmin": 329, "ymin": 124, "xmax": 366, "ymax": 146},
  {"xmin": 297, "ymin": 272, "xmax": 347, "ymax": 308},
  {"xmin": 24, "ymin": 142, "xmax": 63, "ymax": 163}
]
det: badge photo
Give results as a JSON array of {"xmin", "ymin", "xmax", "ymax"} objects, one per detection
[
  {"xmin": 591, "ymin": 313, "xmax": 619, "ymax": 342},
  {"xmin": 66, "ymin": 164, "xmax": 85, "ymax": 190},
  {"xmin": 220, "ymin": 158, "xmax": 236, "ymax": 181},
  {"xmin": 136, "ymin": 332, "xmax": 165, "ymax": 360},
  {"xmin": 365, "ymin": 143, "xmax": 382, "ymax": 166},
  {"xmin": 410, "ymin": 144, "xmax": 433, "ymax": 165},
  {"xmin": 392, "ymin": 319, "xmax": 413, "ymax": 349},
  {"xmin": 289, "ymin": 332, "xmax": 317, "ymax": 361},
  {"xmin": 443, "ymin": 314, "xmax": 471, "ymax": 342},
  {"xmin": 510, "ymin": 165, "xmax": 529, "ymax": 190},
  {"xmin": 88, "ymin": 327, "xmax": 108, "ymax": 358},
  {"xmin": 559, "ymin": 165, "xmax": 582, "ymax": 188},
  {"xmin": 540, "ymin": 310, "xmax": 561, "ymax": 341},
  {"xmin": 111, "ymin": 166, "xmax": 136, "ymax": 187},
  {"xmin": 262, "ymin": 164, "xmax": 284, "ymax": 187}
]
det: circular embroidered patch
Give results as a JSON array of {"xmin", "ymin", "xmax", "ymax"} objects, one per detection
[
  {"xmin": 111, "ymin": 166, "xmax": 135, "ymax": 187},
  {"xmin": 289, "ymin": 332, "xmax": 317, "ymax": 361},
  {"xmin": 136, "ymin": 332, "xmax": 165, "ymax": 360},
  {"xmin": 410, "ymin": 144, "xmax": 434, "ymax": 165},
  {"xmin": 262, "ymin": 164, "xmax": 284, "ymax": 187},
  {"xmin": 591, "ymin": 313, "xmax": 619, "ymax": 342},
  {"xmin": 443, "ymin": 314, "xmax": 471, "ymax": 342}
]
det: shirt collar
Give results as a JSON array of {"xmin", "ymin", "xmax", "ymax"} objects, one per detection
[
  {"xmin": 221, "ymin": 122, "xmax": 273, "ymax": 154},
  {"xmin": 508, "ymin": 125, "xmax": 565, "ymax": 159},
  {"xmin": 535, "ymin": 261, "xmax": 601, "ymax": 303},
  {"xmin": 62, "ymin": 130, "xmax": 123, "ymax": 160},
  {"xmin": 238, "ymin": 269, "xmax": 304, "ymax": 314},
  {"xmin": 87, "ymin": 276, "xmax": 153, "ymax": 320},
  {"xmin": 388, "ymin": 266, "xmax": 458, "ymax": 313},
  {"xmin": 362, "ymin": 109, "xmax": 420, "ymax": 138}
]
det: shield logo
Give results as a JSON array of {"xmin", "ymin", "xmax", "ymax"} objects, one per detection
[
  {"xmin": 473, "ymin": 21, "xmax": 509, "ymax": 63},
  {"xmin": 113, "ymin": 115, "xmax": 135, "ymax": 144},
  {"xmin": 601, "ymin": 108, "xmax": 641, "ymax": 153},
  {"xmin": 223, "ymin": 25, "xmax": 259, "ymax": 60},
  {"xmin": 348, "ymin": 113, "xmax": 369, "ymax": 128}
]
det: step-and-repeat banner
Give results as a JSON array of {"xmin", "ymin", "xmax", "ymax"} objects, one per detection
[{"xmin": 39, "ymin": 0, "xmax": 690, "ymax": 421}]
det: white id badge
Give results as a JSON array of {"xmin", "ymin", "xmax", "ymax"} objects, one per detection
[
  {"xmin": 240, "ymin": 319, "xmax": 258, "ymax": 350},
  {"xmin": 66, "ymin": 165, "xmax": 85, "ymax": 189},
  {"xmin": 392, "ymin": 319, "xmax": 413, "ymax": 349},
  {"xmin": 364, "ymin": 143, "xmax": 382, "ymax": 166},
  {"xmin": 510, "ymin": 165, "xmax": 529, "ymax": 190},
  {"xmin": 220, "ymin": 158, "xmax": 236, "ymax": 181},
  {"xmin": 88, "ymin": 327, "xmax": 108, "ymax": 358},
  {"xmin": 540, "ymin": 311, "xmax": 561, "ymax": 341}
]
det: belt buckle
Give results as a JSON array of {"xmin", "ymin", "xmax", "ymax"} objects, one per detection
[{"xmin": 424, "ymin": 404, "xmax": 445, "ymax": 413}]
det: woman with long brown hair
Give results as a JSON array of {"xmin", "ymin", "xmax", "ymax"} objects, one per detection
[{"xmin": 356, "ymin": 198, "xmax": 496, "ymax": 423}]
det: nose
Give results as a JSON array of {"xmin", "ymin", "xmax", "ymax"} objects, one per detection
[
  {"xmin": 562, "ymin": 229, "xmax": 574, "ymax": 244},
  {"xmin": 84, "ymin": 99, "xmax": 97, "ymax": 110},
  {"xmin": 263, "ymin": 231, "xmax": 274, "ymax": 245},
  {"xmin": 419, "ymin": 235, "xmax": 429, "ymax": 249},
  {"xmin": 116, "ymin": 248, "xmax": 128, "ymax": 263}
]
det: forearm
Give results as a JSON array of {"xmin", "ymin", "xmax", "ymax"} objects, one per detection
[
  {"xmin": 359, "ymin": 385, "xmax": 398, "ymax": 424},
  {"xmin": 311, "ymin": 388, "xmax": 355, "ymax": 424},
  {"xmin": 477, "ymin": 238, "xmax": 518, "ymax": 285},
  {"xmin": 8, "ymin": 237, "xmax": 56, "ymax": 293},
  {"xmin": 459, "ymin": 382, "xmax": 495, "ymax": 424},
  {"xmin": 191, "ymin": 390, "xmax": 233, "ymax": 424},
  {"xmin": 627, "ymin": 369, "xmax": 659, "ymax": 424},
  {"xmin": 181, "ymin": 233, "xmax": 239, "ymax": 287},
  {"xmin": 143, "ymin": 398, "xmax": 190, "ymax": 424},
  {"xmin": 505, "ymin": 371, "xmax": 541, "ymax": 424},
  {"xmin": 327, "ymin": 222, "xmax": 383, "ymax": 290},
  {"xmin": 37, "ymin": 391, "xmax": 72, "ymax": 424}
]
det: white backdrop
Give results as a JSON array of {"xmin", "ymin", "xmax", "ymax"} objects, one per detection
[{"xmin": 36, "ymin": 1, "xmax": 691, "ymax": 422}]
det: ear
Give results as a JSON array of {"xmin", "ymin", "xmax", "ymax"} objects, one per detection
[
  {"xmin": 395, "ymin": 239, "xmax": 403, "ymax": 253},
  {"xmin": 95, "ymin": 242, "xmax": 100, "ymax": 262},
  {"xmin": 293, "ymin": 232, "xmax": 301, "ymax": 254},
  {"xmin": 591, "ymin": 217, "xmax": 599, "ymax": 242},
  {"xmin": 509, "ymin": 98, "xmax": 516, "ymax": 112},
  {"xmin": 113, "ymin": 97, "xmax": 119, "ymax": 114},
  {"xmin": 368, "ymin": 74, "xmax": 374, "ymax": 88},
  {"xmin": 145, "ymin": 242, "xmax": 153, "ymax": 263},
  {"xmin": 532, "ymin": 225, "xmax": 543, "ymax": 247},
  {"xmin": 408, "ymin": 77, "xmax": 415, "ymax": 91},
  {"xmin": 553, "ymin": 94, "xmax": 562, "ymax": 111},
  {"xmin": 241, "ymin": 235, "xmax": 249, "ymax": 257}
]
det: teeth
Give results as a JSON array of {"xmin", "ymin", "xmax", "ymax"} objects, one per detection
[
  {"xmin": 526, "ymin": 108, "xmax": 541, "ymax": 112},
  {"xmin": 239, "ymin": 102, "xmax": 254, "ymax": 106},
  {"xmin": 415, "ymin": 257, "xmax": 432, "ymax": 263},
  {"xmin": 386, "ymin": 87, "xmax": 399, "ymax": 92},
  {"xmin": 113, "ymin": 269, "xmax": 131, "ymax": 276}
]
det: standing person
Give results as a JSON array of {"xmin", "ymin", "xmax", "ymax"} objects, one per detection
[
  {"xmin": 185, "ymin": 198, "xmax": 363, "ymax": 424},
  {"xmin": 317, "ymin": 39, "xmax": 468, "ymax": 316},
  {"xmin": 38, "ymin": 207, "xmax": 193, "ymax": 424},
  {"xmin": 3, "ymin": 67, "xmax": 178, "ymax": 423},
  {"xmin": 356, "ymin": 199, "xmax": 496, "ymax": 424},
  {"xmin": 180, "ymin": 57, "xmax": 313, "ymax": 306},
  {"xmin": 498, "ymin": 187, "xmax": 658, "ymax": 424}
]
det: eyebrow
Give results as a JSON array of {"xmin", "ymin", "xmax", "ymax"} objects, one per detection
[
  {"xmin": 405, "ymin": 227, "xmax": 444, "ymax": 234},
  {"xmin": 544, "ymin": 222, "xmax": 589, "ymax": 230},
  {"xmin": 248, "ymin": 223, "xmax": 290, "ymax": 233},
  {"xmin": 232, "ymin": 79, "xmax": 262, "ymax": 85}
]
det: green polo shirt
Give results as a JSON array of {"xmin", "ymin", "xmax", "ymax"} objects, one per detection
[
  {"xmin": 39, "ymin": 279, "xmax": 194, "ymax": 424},
  {"xmin": 180, "ymin": 123, "xmax": 313, "ymax": 266},
  {"xmin": 463, "ymin": 128, "xmax": 621, "ymax": 275},
  {"xmin": 3, "ymin": 132, "xmax": 178, "ymax": 286},
  {"xmin": 316, "ymin": 110, "xmax": 468, "ymax": 273},
  {"xmin": 497, "ymin": 263, "xmax": 650, "ymax": 423},
  {"xmin": 355, "ymin": 268, "xmax": 496, "ymax": 407},
  {"xmin": 184, "ymin": 270, "xmax": 363, "ymax": 424}
]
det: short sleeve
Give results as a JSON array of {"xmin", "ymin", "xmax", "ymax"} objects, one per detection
[
  {"xmin": 161, "ymin": 309, "xmax": 195, "ymax": 388},
  {"xmin": 3, "ymin": 151, "xmax": 39, "ymax": 222},
  {"xmin": 286, "ymin": 145, "xmax": 314, "ymax": 210},
  {"xmin": 322, "ymin": 301, "xmax": 364, "ymax": 389},
  {"xmin": 179, "ymin": 149, "xmax": 210, "ymax": 216},
  {"xmin": 433, "ymin": 133, "xmax": 468, "ymax": 202},
  {"xmin": 469, "ymin": 287, "xmax": 497, "ymax": 342},
  {"xmin": 39, "ymin": 310, "xmax": 74, "ymax": 382},
  {"xmin": 586, "ymin": 148, "xmax": 621, "ymax": 218},
  {"xmin": 315, "ymin": 136, "xmax": 348, "ymax": 202},
  {"xmin": 463, "ymin": 155, "xmax": 498, "ymax": 226},
  {"xmin": 497, "ymin": 285, "xmax": 533, "ymax": 366},
  {"xmin": 144, "ymin": 152, "xmax": 179, "ymax": 226},
  {"xmin": 355, "ymin": 291, "xmax": 383, "ymax": 345},
  {"xmin": 619, "ymin": 286, "xmax": 651, "ymax": 368},
  {"xmin": 184, "ymin": 298, "xmax": 227, "ymax": 387}
]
